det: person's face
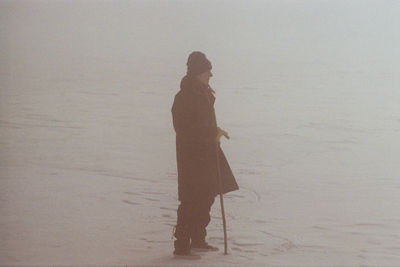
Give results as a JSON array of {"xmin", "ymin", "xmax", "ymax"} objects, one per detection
[{"xmin": 196, "ymin": 70, "xmax": 213, "ymax": 85}]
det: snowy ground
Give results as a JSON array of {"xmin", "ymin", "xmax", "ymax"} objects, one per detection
[{"xmin": 1, "ymin": 1, "xmax": 400, "ymax": 266}]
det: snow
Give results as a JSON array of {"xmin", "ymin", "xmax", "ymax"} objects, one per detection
[{"xmin": 1, "ymin": 0, "xmax": 400, "ymax": 265}]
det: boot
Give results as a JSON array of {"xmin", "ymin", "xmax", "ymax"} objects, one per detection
[
  {"xmin": 191, "ymin": 240, "xmax": 219, "ymax": 252},
  {"xmin": 173, "ymin": 226, "xmax": 197, "ymax": 257}
]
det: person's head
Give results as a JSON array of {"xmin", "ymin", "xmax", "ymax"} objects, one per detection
[
  {"xmin": 186, "ymin": 51, "xmax": 213, "ymax": 85},
  {"xmin": 196, "ymin": 69, "xmax": 213, "ymax": 86}
]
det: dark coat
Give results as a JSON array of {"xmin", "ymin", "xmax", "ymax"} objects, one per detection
[{"xmin": 171, "ymin": 75, "xmax": 239, "ymax": 202}]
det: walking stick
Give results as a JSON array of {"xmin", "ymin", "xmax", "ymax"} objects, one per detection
[{"xmin": 215, "ymin": 140, "xmax": 228, "ymax": 255}]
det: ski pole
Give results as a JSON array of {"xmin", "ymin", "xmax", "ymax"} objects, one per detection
[{"xmin": 215, "ymin": 140, "xmax": 228, "ymax": 255}]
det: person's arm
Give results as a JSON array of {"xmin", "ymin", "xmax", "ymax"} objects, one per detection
[
  {"xmin": 172, "ymin": 94, "xmax": 216, "ymax": 141},
  {"xmin": 216, "ymin": 126, "xmax": 230, "ymax": 142}
]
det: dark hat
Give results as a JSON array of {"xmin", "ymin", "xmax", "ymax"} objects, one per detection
[{"xmin": 186, "ymin": 51, "xmax": 212, "ymax": 76}]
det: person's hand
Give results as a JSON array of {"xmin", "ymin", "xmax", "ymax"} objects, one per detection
[{"xmin": 216, "ymin": 126, "xmax": 230, "ymax": 142}]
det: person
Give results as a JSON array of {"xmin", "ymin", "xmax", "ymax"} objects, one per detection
[{"xmin": 171, "ymin": 51, "xmax": 239, "ymax": 257}]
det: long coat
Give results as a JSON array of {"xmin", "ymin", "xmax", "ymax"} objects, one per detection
[{"xmin": 171, "ymin": 75, "xmax": 239, "ymax": 202}]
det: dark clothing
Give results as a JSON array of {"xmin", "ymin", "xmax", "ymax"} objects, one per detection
[
  {"xmin": 174, "ymin": 197, "xmax": 215, "ymax": 250},
  {"xmin": 171, "ymin": 75, "xmax": 239, "ymax": 202},
  {"xmin": 171, "ymin": 75, "xmax": 239, "ymax": 252}
]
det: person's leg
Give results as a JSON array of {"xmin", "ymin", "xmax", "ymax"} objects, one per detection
[
  {"xmin": 173, "ymin": 202, "xmax": 191, "ymax": 254},
  {"xmin": 190, "ymin": 196, "xmax": 215, "ymax": 246}
]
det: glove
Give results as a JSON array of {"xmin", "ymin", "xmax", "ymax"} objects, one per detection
[{"xmin": 216, "ymin": 126, "xmax": 230, "ymax": 142}]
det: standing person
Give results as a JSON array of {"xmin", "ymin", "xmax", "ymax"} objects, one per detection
[{"xmin": 171, "ymin": 51, "xmax": 239, "ymax": 257}]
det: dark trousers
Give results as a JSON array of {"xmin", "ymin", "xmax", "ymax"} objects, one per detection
[{"xmin": 174, "ymin": 196, "xmax": 215, "ymax": 250}]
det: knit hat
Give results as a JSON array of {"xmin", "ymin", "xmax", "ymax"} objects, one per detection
[{"xmin": 186, "ymin": 51, "xmax": 212, "ymax": 76}]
